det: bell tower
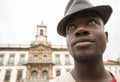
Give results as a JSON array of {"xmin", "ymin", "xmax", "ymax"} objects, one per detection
[
  {"xmin": 36, "ymin": 23, "xmax": 47, "ymax": 42},
  {"xmin": 31, "ymin": 22, "xmax": 50, "ymax": 46},
  {"xmin": 26, "ymin": 22, "xmax": 54, "ymax": 80}
]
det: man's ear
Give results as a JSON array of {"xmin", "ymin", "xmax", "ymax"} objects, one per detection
[{"xmin": 105, "ymin": 32, "xmax": 108, "ymax": 42}]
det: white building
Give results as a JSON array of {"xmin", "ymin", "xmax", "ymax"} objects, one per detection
[
  {"xmin": 0, "ymin": 45, "xmax": 29, "ymax": 82},
  {"xmin": 0, "ymin": 23, "xmax": 120, "ymax": 82}
]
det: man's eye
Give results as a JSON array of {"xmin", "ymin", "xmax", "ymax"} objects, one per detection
[
  {"xmin": 88, "ymin": 19, "xmax": 97, "ymax": 25},
  {"xmin": 66, "ymin": 24, "xmax": 76, "ymax": 30}
]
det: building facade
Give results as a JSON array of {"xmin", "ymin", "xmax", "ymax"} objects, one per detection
[{"xmin": 0, "ymin": 23, "xmax": 120, "ymax": 82}]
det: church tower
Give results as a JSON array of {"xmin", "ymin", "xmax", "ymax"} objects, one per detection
[
  {"xmin": 31, "ymin": 22, "xmax": 51, "ymax": 46},
  {"xmin": 26, "ymin": 22, "xmax": 54, "ymax": 81}
]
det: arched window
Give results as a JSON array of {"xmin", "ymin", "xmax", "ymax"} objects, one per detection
[
  {"xmin": 31, "ymin": 70, "xmax": 38, "ymax": 79},
  {"xmin": 40, "ymin": 30, "xmax": 43, "ymax": 35},
  {"xmin": 42, "ymin": 70, "xmax": 48, "ymax": 80}
]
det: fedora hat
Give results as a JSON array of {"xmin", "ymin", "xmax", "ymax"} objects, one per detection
[{"xmin": 57, "ymin": 0, "xmax": 113, "ymax": 37}]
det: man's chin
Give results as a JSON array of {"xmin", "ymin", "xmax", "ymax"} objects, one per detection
[{"xmin": 73, "ymin": 55, "xmax": 101, "ymax": 63}]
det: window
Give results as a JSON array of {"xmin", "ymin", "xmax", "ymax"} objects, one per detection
[
  {"xmin": 4, "ymin": 70, "xmax": 11, "ymax": 82},
  {"xmin": 16, "ymin": 70, "xmax": 23, "ymax": 81},
  {"xmin": 33, "ymin": 55, "xmax": 38, "ymax": 62},
  {"xmin": 43, "ymin": 55, "xmax": 47, "ymax": 62},
  {"xmin": 19, "ymin": 54, "xmax": 25, "ymax": 65},
  {"xmin": 42, "ymin": 70, "xmax": 48, "ymax": 80},
  {"xmin": 56, "ymin": 70, "xmax": 61, "ymax": 76},
  {"xmin": 8, "ymin": 55, "xmax": 15, "ymax": 65},
  {"xmin": 31, "ymin": 70, "xmax": 38, "ymax": 79},
  {"xmin": 0, "ymin": 55, "xmax": 4, "ymax": 65},
  {"xmin": 55, "ymin": 54, "xmax": 61, "ymax": 65},
  {"xmin": 40, "ymin": 29, "xmax": 43, "ymax": 35},
  {"xmin": 65, "ymin": 54, "xmax": 71, "ymax": 65}
]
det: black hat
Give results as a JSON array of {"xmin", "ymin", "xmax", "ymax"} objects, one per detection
[{"xmin": 57, "ymin": 0, "xmax": 113, "ymax": 37}]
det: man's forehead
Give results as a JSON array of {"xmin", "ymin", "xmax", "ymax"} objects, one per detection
[
  {"xmin": 66, "ymin": 10, "xmax": 104, "ymax": 24},
  {"xmin": 71, "ymin": 11, "xmax": 103, "ymax": 19}
]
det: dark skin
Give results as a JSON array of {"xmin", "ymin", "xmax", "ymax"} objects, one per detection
[{"xmin": 66, "ymin": 11, "xmax": 112, "ymax": 82}]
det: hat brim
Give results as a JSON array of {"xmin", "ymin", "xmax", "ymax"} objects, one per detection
[{"xmin": 57, "ymin": 5, "xmax": 112, "ymax": 37}]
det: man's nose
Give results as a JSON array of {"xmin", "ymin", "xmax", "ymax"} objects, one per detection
[{"xmin": 74, "ymin": 27, "xmax": 90, "ymax": 37}]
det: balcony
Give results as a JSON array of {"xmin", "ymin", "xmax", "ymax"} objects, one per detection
[
  {"xmin": 25, "ymin": 60, "xmax": 54, "ymax": 65},
  {"xmin": 18, "ymin": 78, "xmax": 49, "ymax": 82}
]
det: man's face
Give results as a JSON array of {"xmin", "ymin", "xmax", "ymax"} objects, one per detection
[{"xmin": 66, "ymin": 11, "xmax": 108, "ymax": 62}]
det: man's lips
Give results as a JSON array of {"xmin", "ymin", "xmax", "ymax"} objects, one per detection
[
  {"xmin": 74, "ymin": 41, "xmax": 93, "ymax": 47},
  {"xmin": 72, "ymin": 38, "xmax": 95, "ymax": 47}
]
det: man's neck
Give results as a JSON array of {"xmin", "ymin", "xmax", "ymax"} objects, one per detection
[{"xmin": 70, "ymin": 59, "xmax": 112, "ymax": 82}]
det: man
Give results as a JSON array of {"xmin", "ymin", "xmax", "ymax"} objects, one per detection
[{"xmin": 50, "ymin": 0, "xmax": 120, "ymax": 82}]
